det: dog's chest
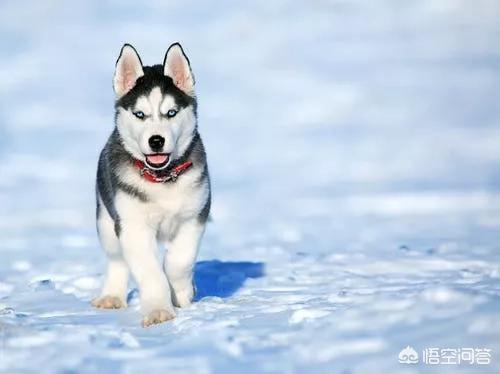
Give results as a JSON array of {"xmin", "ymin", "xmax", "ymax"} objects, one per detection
[
  {"xmin": 146, "ymin": 181, "xmax": 196, "ymax": 216},
  {"xmin": 145, "ymin": 185, "xmax": 194, "ymax": 239},
  {"xmin": 122, "ymin": 166, "xmax": 206, "ymax": 239}
]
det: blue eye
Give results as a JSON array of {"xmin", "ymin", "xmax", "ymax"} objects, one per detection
[
  {"xmin": 133, "ymin": 111, "xmax": 145, "ymax": 119},
  {"xmin": 166, "ymin": 109, "xmax": 178, "ymax": 118}
]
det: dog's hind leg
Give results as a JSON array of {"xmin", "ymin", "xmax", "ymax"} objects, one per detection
[
  {"xmin": 92, "ymin": 199, "xmax": 129, "ymax": 309},
  {"xmin": 164, "ymin": 218, "xmax": 206, "ymax": 308}
]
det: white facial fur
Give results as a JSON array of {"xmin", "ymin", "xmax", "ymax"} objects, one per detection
[{"xmin": 116, "ymin": 87, "xmax": 196, "ymax": 164}]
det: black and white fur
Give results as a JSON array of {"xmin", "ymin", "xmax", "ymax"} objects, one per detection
[{"xmin": 93, "ymin": 43, "xmax": 210, "ymax": 327}]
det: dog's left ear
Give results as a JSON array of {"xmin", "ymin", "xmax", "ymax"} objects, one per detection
[{"xmin": 163, "ymin": 43, "xmax": 195, "ymax": 95}]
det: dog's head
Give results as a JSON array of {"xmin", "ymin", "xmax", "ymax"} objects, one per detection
[{"xmin": 113, "ymin": 43, "xmax": 197, "ymax": 170}]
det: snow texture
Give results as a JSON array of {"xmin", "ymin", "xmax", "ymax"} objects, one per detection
[{"xmin": 1, "ymin": 1, "xmax": 500, "ymax": 373}]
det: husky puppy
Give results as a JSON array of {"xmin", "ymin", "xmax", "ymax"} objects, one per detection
[{"xmin": 92, "ymin": 43, "xmax": 210, "ymax": 327}]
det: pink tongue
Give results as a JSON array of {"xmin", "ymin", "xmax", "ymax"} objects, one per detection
[{"xmin": 146, "ymin": 154, "xmax": 168, "ymax": 165}]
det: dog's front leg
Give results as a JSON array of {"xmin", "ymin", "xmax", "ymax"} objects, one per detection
[
  {"xmin": 92, "ymin": 202, "xmax": 129, "ymax": 309},
  {"xmin": 164, "ymin": 218, "xmax": 206, "ymax": 307},
  {"xmin": 119, "ymin": 219, "xmax": 176, "ymax": 327}
]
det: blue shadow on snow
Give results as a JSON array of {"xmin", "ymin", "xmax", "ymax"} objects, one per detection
[{"xmin": 194, "ymin": 260, "xmax": 265, "ymax": 300}]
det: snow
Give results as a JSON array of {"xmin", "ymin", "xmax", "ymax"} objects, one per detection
[{"xmin": 1, "ymin": 0, "xmax": 500, "ymax": 372}]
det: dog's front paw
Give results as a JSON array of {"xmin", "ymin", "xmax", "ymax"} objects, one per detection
[
  {"xmin": 91, "ymin": 295, "xmax": 126, "ymax": 309},
  {"xmin": 172, "ymin": 285, "xmax": 195, "ymax": 308},
  {"xmin": 142, "ymin": 309, "xmax": 175, "ymax": 327}
]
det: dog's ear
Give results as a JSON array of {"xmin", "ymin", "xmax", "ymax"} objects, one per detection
[
  {"xmin": 113, "ymin": 44, "xmax": 144, "ymax": 98},
  {"xmin": 163, "ymin": 43, "xmax": 195, "ymax": 95}
]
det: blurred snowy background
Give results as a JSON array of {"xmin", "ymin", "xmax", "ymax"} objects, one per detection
[{"xmin": 1, "ymin": 0, "xmax": 500, "ymax": 372}]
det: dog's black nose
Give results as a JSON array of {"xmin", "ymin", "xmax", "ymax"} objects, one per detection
[{"xmin": 148, "ymin": 135, "xmax": 165, "ymax": 151}]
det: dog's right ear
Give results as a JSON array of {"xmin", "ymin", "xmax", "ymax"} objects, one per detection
[{"xmin": 113, "ymin": 44, "xmax": 144, "ymax": 98}]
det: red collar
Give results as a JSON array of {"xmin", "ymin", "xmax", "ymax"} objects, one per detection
[{"xmin": 134, "ymin": 159, "xmax": 193, "ymax": 183}]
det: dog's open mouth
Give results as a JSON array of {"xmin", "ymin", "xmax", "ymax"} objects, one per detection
[{"xmin": 145, "ymin": 153, "xmax": 170, "ymax": 169}]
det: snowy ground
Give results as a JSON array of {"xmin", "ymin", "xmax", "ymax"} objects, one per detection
[{"xmin": 1, "ymin": 1, "xmax": 500, "ymax": 372}]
